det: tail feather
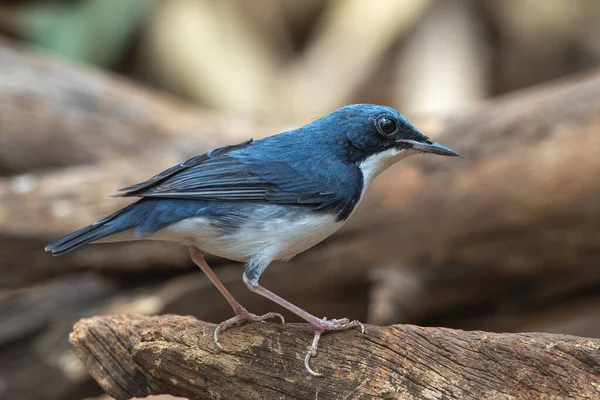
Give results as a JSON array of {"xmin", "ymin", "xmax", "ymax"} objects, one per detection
[
  {"xmin": 46, "ymin": 198, "xmax": 206, "ymax": 255},
  {"xmin": 45, "ymin": 204, "xmax": 135, "ymax": 256}
]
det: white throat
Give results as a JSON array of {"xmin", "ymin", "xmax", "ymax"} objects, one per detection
[{"xmin": 358, "ymin": 148, "xmax": 417, "ymax": 189}]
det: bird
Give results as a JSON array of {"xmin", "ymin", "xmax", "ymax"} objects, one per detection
[{"xmin": 45, "ymin": 104, "xmax": 458, "ymax": 376}]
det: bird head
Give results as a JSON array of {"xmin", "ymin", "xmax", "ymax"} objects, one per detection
[{"xmin": 325, "ymin": 104, "xmax": 458, "ymax": 184}]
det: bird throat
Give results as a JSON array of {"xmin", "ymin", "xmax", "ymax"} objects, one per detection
[{"xmin": 357, "ymin": 148, "xmax": 417, "ymax": 187}]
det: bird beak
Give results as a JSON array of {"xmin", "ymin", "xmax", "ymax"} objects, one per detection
[{"xmin": 397, "ymin": 139, "xmax": 459, "ymax": 157}]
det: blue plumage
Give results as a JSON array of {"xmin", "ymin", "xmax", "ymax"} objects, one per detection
[
  {"xmin": 115, "ymin": 110, "xmax": 367, "ymax": 217},
  {"xmin": 45, "ymin": 198, "xmax": 203, "ymax": 254},
  {"xmin": 46, "ymin": 104, "xmax": 457, "ymax": 257},
  {"xmin": 45, "ymin": 104, "xmax": 458, "ymax": 376}
]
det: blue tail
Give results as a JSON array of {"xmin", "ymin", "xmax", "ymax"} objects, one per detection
[
  {"xmin": 45, "ymin": 198, "xmax": 212, "ymax": 256},
  {"xmin": 45, "ymin": 201, "xmax": 142, "ymax": 255}
]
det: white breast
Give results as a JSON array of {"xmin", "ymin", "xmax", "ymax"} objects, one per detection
[{"xmin": 150, "ymin": 208, "xmax": 343, "ymax": 263}]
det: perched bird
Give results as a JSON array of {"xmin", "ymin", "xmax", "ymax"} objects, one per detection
[{"xmin": 46, "ymin": 104, "xmax": 458, "ymax": 376}]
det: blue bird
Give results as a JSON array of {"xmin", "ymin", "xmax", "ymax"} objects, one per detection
[{"xmin": 46, "ymin": 104, "xmax": 458, "ymax": 375}]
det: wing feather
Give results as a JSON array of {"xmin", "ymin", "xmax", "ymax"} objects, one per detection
[
  {"xmin": 111, "ymin": 139, "xmax": 345, "ymax": 210},
  {"xmin": 114, "ymin": 139, "xmax": 254, "ymax": 197}
]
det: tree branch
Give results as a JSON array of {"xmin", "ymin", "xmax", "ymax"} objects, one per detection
[{"xmin": 71, "ymin": 315, "xmax": 600, "ymax": 400}]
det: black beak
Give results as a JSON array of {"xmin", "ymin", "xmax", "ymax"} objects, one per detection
[{"xmin": 397, "ymin": 139, "xmax": 459, "ymax": 157}]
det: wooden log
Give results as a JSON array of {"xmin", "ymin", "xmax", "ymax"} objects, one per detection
[
  {"xmin": 5, "ymin": 264, "xmax": 600, "ymax": 400},
  {"xmin": 2, "ymin": 69, "xmax": 600, "ymax": 291},
  {"xmin": 70, "ymin": 314, "xmax": 600, "ymax": 400},
  {"xmin": 349, "ymin": 68, "xmax": 600, "ymax": 277},
  {"xmin": 0, "ymin": 265, "xmax": 370, "ymax": 400},
  {"xmin": 0, "ymin": 38, "xmax": 283, "ymax": 174}
]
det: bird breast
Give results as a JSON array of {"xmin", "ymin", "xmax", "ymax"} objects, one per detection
[{"xmin": 153, "ymin": 204, "xmax": 344, "ymax": 263}]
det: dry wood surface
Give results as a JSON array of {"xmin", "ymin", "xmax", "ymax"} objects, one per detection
[
  {"xmin": 2, "ymin": 32, "xmax": 600, "ymax": 400},
  {"xmin": 71, "ymin": 314, "xmax": 600, "ymax": 400}
]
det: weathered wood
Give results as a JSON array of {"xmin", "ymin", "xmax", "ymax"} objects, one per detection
[
  {"xmin": 0, "ymin": 264, "xmax": 370, "ymax": 400},
  {"xmin": 71, "ymin": 314, "xmax": 600, "ymax": 400},
  {"xmin": 2, "ymin": 69, "xmax": 600, "ymax": 291},
  {"xmin": 355, "ymin": 69, "xmax": 600, "ymax": 275},
  {"xmin": 0, "ymin": 38, "xmax": 283, "ymax": 174},
  {"xmin": 5, "ymin": 264, "xmax": 600, "ymax": 400}
]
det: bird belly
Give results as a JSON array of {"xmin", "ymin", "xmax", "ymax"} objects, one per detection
[{"xmin": 153, "ymin": 209, "xmax": 344, "ymax": 263}]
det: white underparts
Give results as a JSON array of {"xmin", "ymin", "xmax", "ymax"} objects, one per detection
[{"xmin": 148, "ymin": 209, "xmax": 343, "ymax": 264}]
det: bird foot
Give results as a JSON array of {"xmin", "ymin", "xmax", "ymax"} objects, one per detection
[
  {"xmin": 305, "ymin": 317, "xmax": 365, "ymax": 377},
  {"xmin": 214, "ymin": 309, "xmax": 285, "ymax": 349}
]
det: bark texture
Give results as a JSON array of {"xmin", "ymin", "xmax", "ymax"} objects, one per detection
[
  {"xmin": 71, "ymin": 315, "xmax": 600, "ymax": 400},
  {"xmin": 3, "ymin": 37, "xmax": 600, "ymax": 400}
]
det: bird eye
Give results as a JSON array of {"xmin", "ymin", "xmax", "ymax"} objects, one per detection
[{"xmin": 375, "ymin": 116, "xmax": 398, "ymax": 137}]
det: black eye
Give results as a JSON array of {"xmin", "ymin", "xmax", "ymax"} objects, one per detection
[{"xmin": 376, "ymin": 116, "xmax": 398, "ymax": 137}]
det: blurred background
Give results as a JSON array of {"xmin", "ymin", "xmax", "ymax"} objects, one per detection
[{"xmin": 1, "ymin": 0, "xmax": 600, "ymax": 399}]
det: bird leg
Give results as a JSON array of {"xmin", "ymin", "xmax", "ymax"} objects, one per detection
[
  {"xmin": 242, "ymin": 274, "xmax": 364, "ymax": 377},
  {"xmin": 188, "ymin": 247, "xmax": 284, "ymax": 348}
]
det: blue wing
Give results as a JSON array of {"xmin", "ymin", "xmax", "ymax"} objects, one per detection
[
  {"xmin": 114, "ymin": 140, "xmax": 253, "ymax": 197},
  {"xmin": 113, "ymin": 137, "xmax": 362, "ymax": 218}
]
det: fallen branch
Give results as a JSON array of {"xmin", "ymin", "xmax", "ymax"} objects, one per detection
[
  {"xmin": 2, "ymin": 69, "xmax": 600, "ymax": 291},
  {"xmin": 70, "ymin": 315, "xmax": 600, "ymax": 400},
  {"xmin": 0, "ymin": 38, "xmax": 284, "ymax": 174}
]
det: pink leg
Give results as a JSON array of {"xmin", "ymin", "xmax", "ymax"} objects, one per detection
[
  {"xmin": 243, "ymin": 275, "xmax": 364, "ymax": 376},
  {"xmin": 189, "ymin": 247, "xmax": 284, "ymax": 347}
]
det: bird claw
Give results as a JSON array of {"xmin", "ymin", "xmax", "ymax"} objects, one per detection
[
  {"xmin": 305, "ymin": 351, "xmax": 323, "ymax": 377},
  {"xmin": 304, "ymin": 317, "xmax": 365, "ymax": 377},
  {"xmin": 213, "ymin": 311, "xmax": 285, "ymax": 349}
]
